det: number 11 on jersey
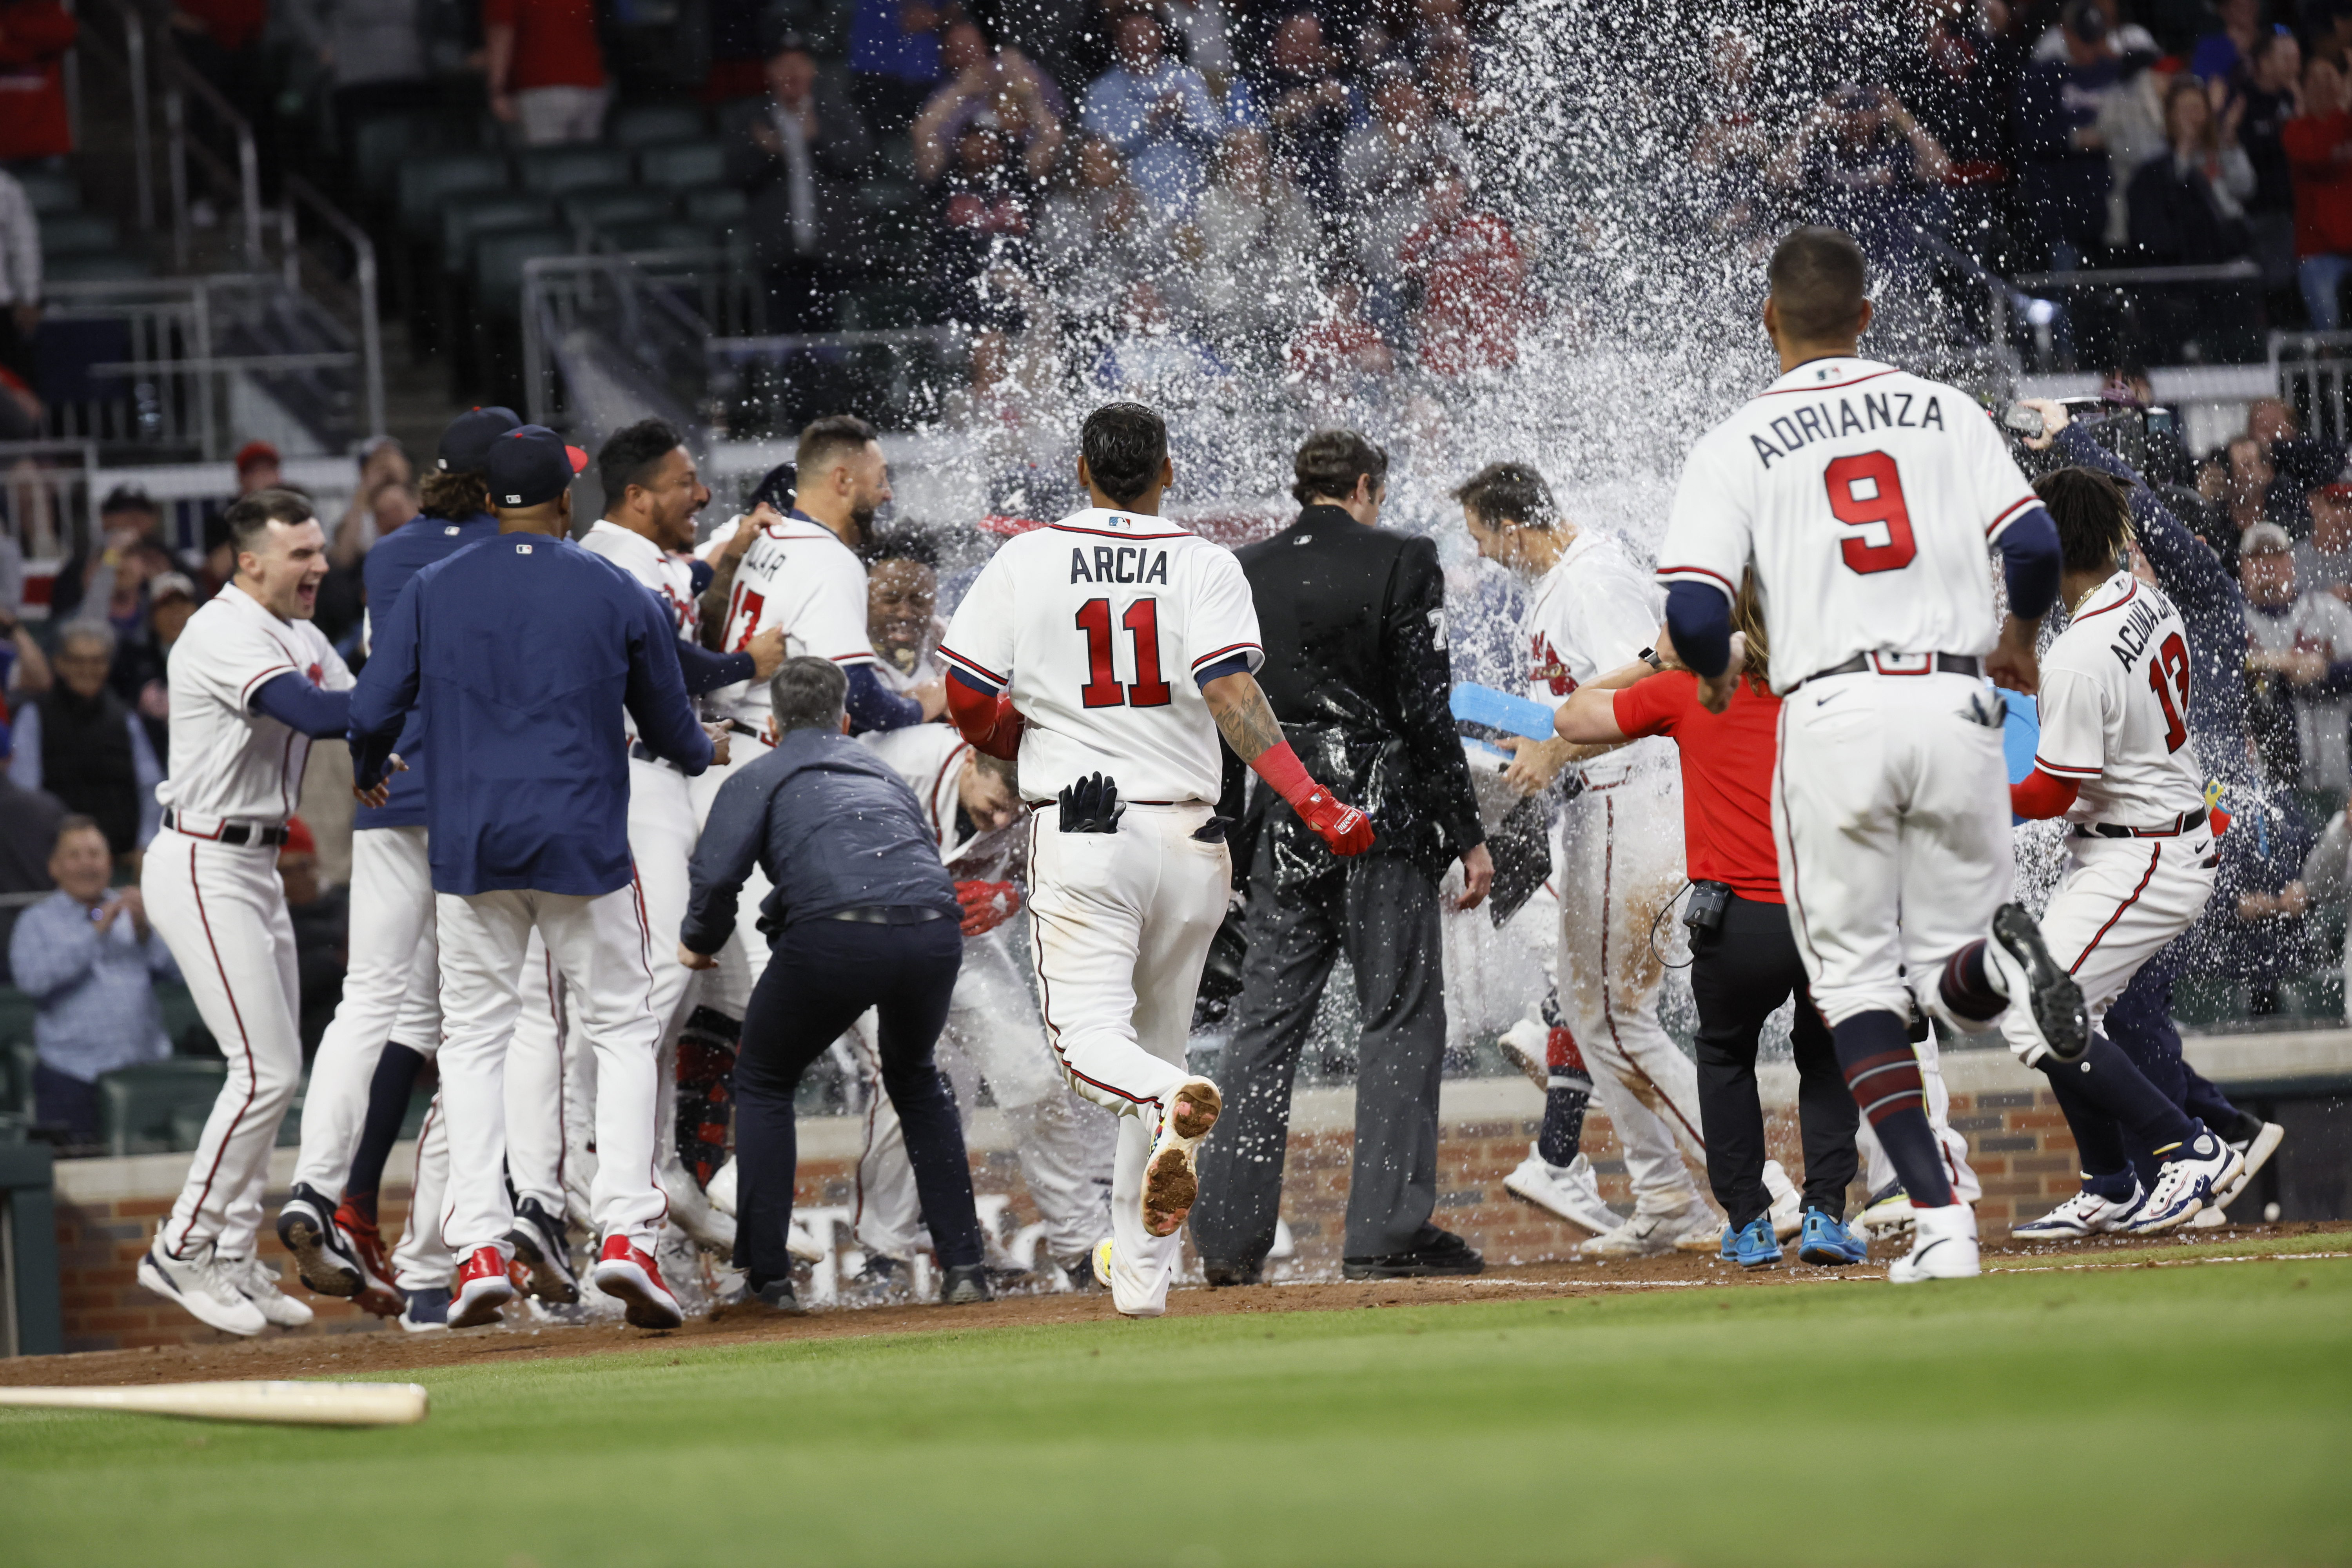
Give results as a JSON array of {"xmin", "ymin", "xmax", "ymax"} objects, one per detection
[{"xmin": 1076, "ymin": 597, "xmax": 1172, "ymax": 709}]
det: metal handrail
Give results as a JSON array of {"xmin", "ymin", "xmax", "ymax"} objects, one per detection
[
  {"xmin": 2011, "ymin": 260, "xmax": 2263, "ymax": 289},
  {"xmin": 158, "ymin": 53, "xmax": 263, "ymax": 268},
  {"xmin": 278, "ymin": 174, "xmax": 386, "ymax": 438}
]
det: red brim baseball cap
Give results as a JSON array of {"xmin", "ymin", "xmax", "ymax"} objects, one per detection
[{"xmin": 486, "ymin": 425, "xmax": 590, "ymax": 508}]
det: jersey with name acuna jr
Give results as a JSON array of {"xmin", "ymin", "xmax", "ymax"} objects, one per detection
[
  {"xmin": 940, "ymin": 507, "xmax": 1263, "ymax": 805},
  {"xmin": 1657, "ymin": 356, "xmax": 2041, "ymax": 692},
  {"xmin": 702, "ymin": 511, "xmax": 875, "ymax": 724},
  {"xmin": 2032, "ymin": 572, "xmax": 2207, "ymax": 827}
]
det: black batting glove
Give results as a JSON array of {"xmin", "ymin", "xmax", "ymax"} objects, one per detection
[{"xmin": 1058, "ymin": 772, "xmax": 1125, "ymax": 834}]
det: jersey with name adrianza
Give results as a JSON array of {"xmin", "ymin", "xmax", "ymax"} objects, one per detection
[
  {"xmin": 2033, "ymin": 572, "xmax": 2207, "ymax": 828},
  {"xmin": 939, "ymin": 508, "xmax": 1263, "ymax": 806},
  {"xmin": 1657, "ymin": 356, "xmax": 2040, "ymax": 691}
]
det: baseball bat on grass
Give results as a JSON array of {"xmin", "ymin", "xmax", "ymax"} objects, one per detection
[{"xmin": 0, "ymin": 1380, "xmax": 427, "ymax": 1426}]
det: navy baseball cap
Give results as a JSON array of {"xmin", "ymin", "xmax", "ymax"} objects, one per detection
[
  {"xmin": 437, "ymin": 406, "xmax": 523, "ymax": 475},
  {"xmin": 486, "ymin": 425, "xmax": 590, "ymax": 509}
]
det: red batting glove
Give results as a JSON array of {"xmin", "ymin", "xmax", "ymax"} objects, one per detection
[
  {"xmin": 1293, "ymin": 786, "xmax": 1375, "ymax": 857},
  {"xmin": 955, "ymin": 878, "xmax": 1022, "ymax": 935}
]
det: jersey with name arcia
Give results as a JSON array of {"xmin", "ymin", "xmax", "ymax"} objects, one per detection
[
  {"xmin": 702, "ymin": 511, "xmax": 875, "ymax": 723},
  {"xmin": 158, "ymin": 581, "xmax": 354, "ymax": 825},
  {"xmin": 938, "ymin": 506, "xmax": 1263, "ymax": 806},
  {"xmin": 1520, "ymin": 528, "xmax": 1672, "ymax": 786},
  {"xmin": 2033, "ymin": 572, "xmax": 2207, "ymax": 828},
  {"xmin": 1656, "ymin": 356, "xmax": 2040, "ymax": 693}
]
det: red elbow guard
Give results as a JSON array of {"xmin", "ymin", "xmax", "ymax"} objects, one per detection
[
  {"xmin": 946, "ymin": 675, "xmax": 1023, "ymax": 760},
  {"xmin": 2009, "ymin": 768, "xmax": 2082, "ymax": 820}
]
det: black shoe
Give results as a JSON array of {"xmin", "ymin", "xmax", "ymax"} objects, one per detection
[
  {"xmin": 846, "ymin": 1253, "xmax": 912, "ymax": 1304},
  {"xmin": 940, "ymin": 1263, "xmax": 993, "ymax": 1304},
  {"xmin": 752, "ymin": 1278, "xmax": 806, "ymax": 1315},
  {"xmin": 1057, "ymin": 1250, "xmax": 1105, "ymax": 1290},
  {"xmin": 1201, "ymin": 1258, "xmax": 1262, "ymax": 1287},
  {"xmin": 1343, "ymin": 1228, "xmax": 1484, "ymax": 1280},
  {"xmin": 276, "ymin": 1183, "xmax": 361, "ymax": 1297},
  {"xmin": 506, "ymin": 1198, "xmax": 580, "ymax": 1304}
]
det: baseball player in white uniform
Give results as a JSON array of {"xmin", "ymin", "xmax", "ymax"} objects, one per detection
[
  {"xmin": 853, "ymin": 717, "xmax": 1118, "ymax": 1282},
  {"xmin": 1452, "ymin": 463, "xmax": 1723, "ymax": 1255},
  {"xmin": 939, "ymin": 402, "xmax": 1375, "ymax": 1318},
  {"xmin": 1654, "ymin": 226, "xmax": 2099, "ymax": 1282},
  {"xmin": 2001, "ymin": 437, "xmax": 2244, "ymax": 1237},
  {"xmin": 137, "ymin": 489, "xmax": 356, "ymax": 1336}
]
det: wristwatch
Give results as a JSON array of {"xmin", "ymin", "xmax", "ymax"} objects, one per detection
[{"xmin": 1637, "ymin": 646, "xmax": 1665, "ymax": 672}]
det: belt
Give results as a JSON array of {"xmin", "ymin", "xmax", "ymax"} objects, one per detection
[
  {"xmin": 826, "ymin": 905, "xmax": 947, "ymax": 924},
  {"xmin": 2073, "ymin": 808, "xmax": 2208, "ymax": 840},
  {"xmin": 162, "ymin": 809, "xmax": 289, "ymax": 847},
  {"xmin": 1797, "ymin": 652, "xmax": 1982, "ymax": 689}
]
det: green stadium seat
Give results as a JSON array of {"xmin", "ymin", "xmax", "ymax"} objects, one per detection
[
  {"xmin": 2278, "ymin": 972, "xmax": 2345, "ymax": 1022},
  {"xmin": 516, "ymin": 144, "xmax": 632, "ymax": 196},
  {"xmin": 97, "ymin": 1059, "xmax": 227, "ymax": 1156},
  {"xmin": 42, "ymin": 252, "xmax": 152, "ymax": 283},
  {"xmin": 440, "ymin": 191, "xmax": 559, "ymax": 273},
  {"xmin": 837, "ymin": 283, "xmax": 935, "ymax": 330},
  {"xmin": 603, "ymin": 219, "xmax": 720, "ymax": 256},
  {"xmin": 5, "ymin": 1038, "xmax": 34, "ymax": 1117},
  {"xmin": 610, "ymin": 103, "xmax": 709, "ymax": 147},
  {"xmin": 2170, "ymin": 975, "xmax": 2249, "ymax": 1028},
  {"xmin": 679, "ymin": 184, "xmax": 747, "ymax": 225},
  {"xmin": 635, "ymin": 139, "xmax": 728, "ymax": 188},
  {"xmin": 38, "ymin": 211, "xmax": 120, "ymax": 256},
  {"xmin": 348, "ymin": 110, "xmax": 447, "ymax": 200},
  {"xmin": 156, "ymin": 983, "xmax": 204, "ymax": 1050},
  {"xmin": 473, "ymin": 226, "xmax": 577, "ymax": 318},
  {"xmin": 875, "ymin": 132, "xmax": 917, "ymax": 181},
  {"xmin": 561, "ymin": 185, "xmax": 671, "ymax": 234},
  {"xmin": 17, "ymin": 168, "xmax": 80, "ymax": 214},
  {"xmin": 397, "ymin": 150, "xmax": 510, "ymax": 239}
]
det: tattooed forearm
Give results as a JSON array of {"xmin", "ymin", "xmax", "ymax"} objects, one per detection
[
  {"xmin": 699, "ymin": 549, "xmax": 745, "ymax": 650},
  {"xmin": 1201, "ymin": 671, "xmax": 1285, "ymax": 761}
]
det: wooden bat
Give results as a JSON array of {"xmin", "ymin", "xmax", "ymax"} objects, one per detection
[{"xmin": 0, "ymin": 1380, "xmax": 428, "ymax": 1427}]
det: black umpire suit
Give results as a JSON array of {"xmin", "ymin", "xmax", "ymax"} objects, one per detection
[{"xmin": 1191, "ymin": 504, "xmax": 1485, "ymax": 1277}]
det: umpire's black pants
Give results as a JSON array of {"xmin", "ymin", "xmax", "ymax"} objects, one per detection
[
  {"xmin": 733, "ymin": 913, "xmax": 983, "ymax": 1288},
  {"xmin": 1689, "ymin": 892, "xmax": 1858, "ymax": 1230},
  {"xmin": 1192, "ymin": 838, "xmax": 1448, "ymax": 1264}
]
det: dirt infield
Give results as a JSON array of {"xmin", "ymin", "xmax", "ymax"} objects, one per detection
[{"xmin": 7, "ymin": 1221, "xmax": 2339, "ymax": 1390}]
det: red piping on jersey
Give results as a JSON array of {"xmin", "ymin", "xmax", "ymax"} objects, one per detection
[
  {"xmin": 1189, "ymin": 641, "xmax": 1261, "ymax": 670},
  {"xmin": 2029, "ymin": 753, "xmax": 2103, "ymax": 779},
  {"xmin": 929, "ymin": 742, "xmax": 969, "ymax": 847},
  {"xmin": 2068, "ymin": 579, "xmax": 2140, "ymax": 623},
  {"xmin": 171, "ymin": 837, "xmax": 260, "ymax": 1258},
  {"xmin": 936, "ymin": 643, "xmax": 1006, "ymax": 688},
  {"xmin": 1022, "ymin": 814, "xmax": 1161, "ymax": 1113},
  {"xmin": 1656, "ymin": 564, "xmax": 1737, "ymax": 596},
  {"xmin": 237, "ymin": 662, "xmax": 297, "ymax": 708},
  {"xmin": 1047, "ymin": 523, "xmax": 1190, "ymax": 541},
  {"xmin": 2070, "ymin": 844, "xmax": 2161, "ymax": 976},
  {"xmin": 1755, "ymin": 367, "xmax": 1898, "ymax": 397},
  {"xmin": 1985, "ymin": 494, "xmax": 2040, "ymax": 538}
]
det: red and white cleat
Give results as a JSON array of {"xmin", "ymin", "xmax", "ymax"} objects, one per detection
[
  {"xmin": 450, "ymin": 1245, "xmax": 516, "ymax": 1328},
  {"xmin": 334, "ymin": 1202, "xmax": 406, "ymax": 1319},
  {"xmin": 591, "ymin": 1235, "xmax": 685, "ymax": 1330}
]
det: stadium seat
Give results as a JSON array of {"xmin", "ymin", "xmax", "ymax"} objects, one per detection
[
  {"xmin": 396, "ymin": 150, "xmax": 510, "ymax": 240},
  {"xmin": 4, "ymin": 1038, "xmax": 34, "ymax": 1118},
  {"xmin": 16, "ymin": 167, "xmax": 80, "ymax": 215},
  {"xmin": 2278, "ymin": 973, "xmax": 2345, "ymax": 1023},
  {"xmin": 37, "ymin": 211, "xmax": 119, "ymax": 257},
  {"xmin": 96, "ymin": 1059, "xmax": 227, "ymax": 1157},
  {"xmin": 516, "ymin": 144, "xmax": 632, "ymax": 196},
  {"xmin": 2171, "ymin": 976, "xmax": 2249, "ymax": 1028},
  {"xmin": 609, "ymin": 102, "xmax": 709, "ymax": 148},
  {"xmin": 473, "ymin": 226, "xmax": 578, "ymax": 319},
  {"xmin": 440, "ymin": 192, "xmax": 559, "ymax": 275},
  {"xmin": 156, "ymin": 982, "xmax": 203, "ymax": 1051},
  {"xmin": 347, "ymin": 109, "xmax": 449, "ymax": 201},
  {"xmin": 43, "ymin": 252, "xmax": 152, "ymax": 283},
  {"xmin": 561, "ymin": 185, "xmax": 671, "ymax": 236},
  {"xmin": 679, "ymin": 184, "xmax": 748, "ymax": 225},
  {"xmin": 837, "ymin": 283, "xmax": 935, "ymax": 330},
  {"xmin": 635, "ymin": 138, "xmax": 729, "ymax": 189},
  {"xmin": 603, "ymin": 219, "xmax": 721, "ymax": 256}
]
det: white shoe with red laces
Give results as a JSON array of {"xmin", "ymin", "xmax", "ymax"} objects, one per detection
[
  {"xmin": 450, "ymin": 1245, "xmax": 516, "ymax": 1328},
  {"xmin": 592, "ymin": 1235, "xmax": 685, "ymax": 1330}
]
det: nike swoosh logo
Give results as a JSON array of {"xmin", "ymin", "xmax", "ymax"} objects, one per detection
[{"xmin": 1813, "ymin": 690, "xmax": 1846, "ymax": 709}]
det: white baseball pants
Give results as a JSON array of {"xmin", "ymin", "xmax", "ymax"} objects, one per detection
[
  {"xmin": 853, "ymin": 931, "xmax": 1116, "ymax": 1264},
  {"xmin": 690, "ymin": 737, "xmax": 778, "ymax": 1011},
  {"xmin": 1773, "ymin": 670, "xmax": 2013, "ymax": 1027},
  {"xmin": 145, "ymin": 831, "xmax": 304, "ymax": 1260},
  {"xmin": 1555, "ymin": 775, "xmax": 1711, "ymax": 1215},
  {"xmin": 1858, "ymin": 1026, "xmax": 1982, "ymax": 1203},
  {"xmin": 390, "ymin": 1092, "xmax": 456, "ymax": 1291},
  {"xmin": 291, "ymin": 825, "xmax": 439, "ymax": 1200},
  {"xmin": 2000, "ymin": 829, "xmax": 2217, "ymax": 1067},
  {"xmin": 503, "ymin": 930, "xmax": 584, "ymax": 1222},
  {"xmin": 1027, "ymin": 802, "xmax": 1228, "ymax": 1316},
  {"xmin": 434, "ymin": 883, "xmax": 667, "ymax": 1259}
]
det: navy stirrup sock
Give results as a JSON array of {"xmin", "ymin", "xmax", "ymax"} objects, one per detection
[{"xmin": 1833, "ymin": 1010, "xmax": 1955, "ymax": 1209}]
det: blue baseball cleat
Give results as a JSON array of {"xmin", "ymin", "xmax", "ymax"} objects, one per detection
[
  {"xmin": 1728, "ymin": 1214, "xmax": 1781, "ymax": 1269},
  {"xmin": 1797, "ymin": 1210, "xmax": 1869, "ymax": 1265}
]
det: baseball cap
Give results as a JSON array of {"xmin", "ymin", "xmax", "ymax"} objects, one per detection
[
  {"xmin": 437, "ymin": 406, "xmax": 523, "ymax": 475},
  {"xmin": 234, "ymin": 440, "xmax": 280, "ymax": 474},
  {"xmin": 2240, "ymin": 521, "xmax": 2292, "ymax": 557},
  {"xmin": 486, "ymin": 425, "xmax": 590, "ymax": 509},
  {"xmin": 147, "ymin": 571, "xmax": 196, "ymax": 604},
  {"xmin": 280, "ymin": 815, "xmax": 317, "ymax": 858}
]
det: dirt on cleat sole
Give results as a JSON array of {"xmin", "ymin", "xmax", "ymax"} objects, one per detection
[{"xmin": 279, "ymin": 1214, "xmax": 361, "ymax": 1298}]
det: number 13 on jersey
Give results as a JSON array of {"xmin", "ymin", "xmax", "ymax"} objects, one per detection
[{"xmin": 1076, "ymin": 597, "xmax": 1172, "ymax": 709}]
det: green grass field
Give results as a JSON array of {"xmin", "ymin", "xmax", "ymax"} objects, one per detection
[{"xmin": 7, "ymin": 1247, "xmax": 2350, "ymax": 1567}]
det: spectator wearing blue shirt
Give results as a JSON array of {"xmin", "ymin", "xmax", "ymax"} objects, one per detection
[
  {"xmin": 347, "ymin": 424, "xmax": 715, "ymax": 1334},
  {"xmin": 2016, "ymin": 0, "xmax": 2127, "ymax": 269},
  {"xmin": 849, "ymin": 0, "xmax": 947, "ymax": 133},
  {"xmin": 2189, "ymin": 0, "xmax": 2267, "ymax": 85},
  {"xmin": 9, "ymin": 815, "xmax": 178, "ymax": 1144},
  {"xmin": 1081, "ymin": 9, "xmax": 1224, "ymax": 218}
]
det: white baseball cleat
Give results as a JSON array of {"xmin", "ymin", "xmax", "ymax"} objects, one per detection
[
  {"xmin": 2125, "ymin": 1131, "xmax": 2242, "ymax": 1236},
  {"xmin": 221, "ymin": 1254, "xmax": 315, "ymax": 1328},
  {"xmin": 1502, "ymin": 1146, "xmax": 1620, "ymax": 1235},
  {"xmin": 2215, "ymin": 1121, "xmax": 2283, "ymax": 1210},
  {"xmin": 138, "ymin": 1243, "xmax": 268, "ymax": 1337},
  {"xmin": 1496, "ymin": 1019, "xmax": 1551, "ymax": 1092},
  {"xmin": 1764, "ymin": 1160, "xmax": 1803, "ymax": 1241},
  {"xmin": 2189, "ymin": 1207, "xmax": 2229, "ymax": 1229},
  {"xmin": 592, "ymin": 1235, "xmax": 686, "ymax": 1330},
  {"xmin": 450, "ymin": 1245, "xmax": 517, "ymax": 1328},
  {"xmin": 1581, "ymin": 1203, "xmax": 1705, "ymax": 1259},
  {"xmin": 1142, "ymin": 1076, "xmax": 1220, "ymax": 1238},
  {"xmin": 1855, "ymin": 1184, "xmax": 1915, "ymax": 1238},
  {"xmin": 1673, "ymin": 1203, "xmax": 1730, "ymax": 1253},
  {"xmin": 2011, "ymin": 1182, "xmax": 2145, "ymax": 1241},
  {"xmin": 1887, "ymin": 1203, "xmax": 1980, "ymax": 1282},
  {"xmin": 1091, "ymin": 1236, "xmax": 1163, "ymax": 1318},
  {"xmin": 1986, "ymin": 904, "xmax": 2089, "ymax": 1063}
]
